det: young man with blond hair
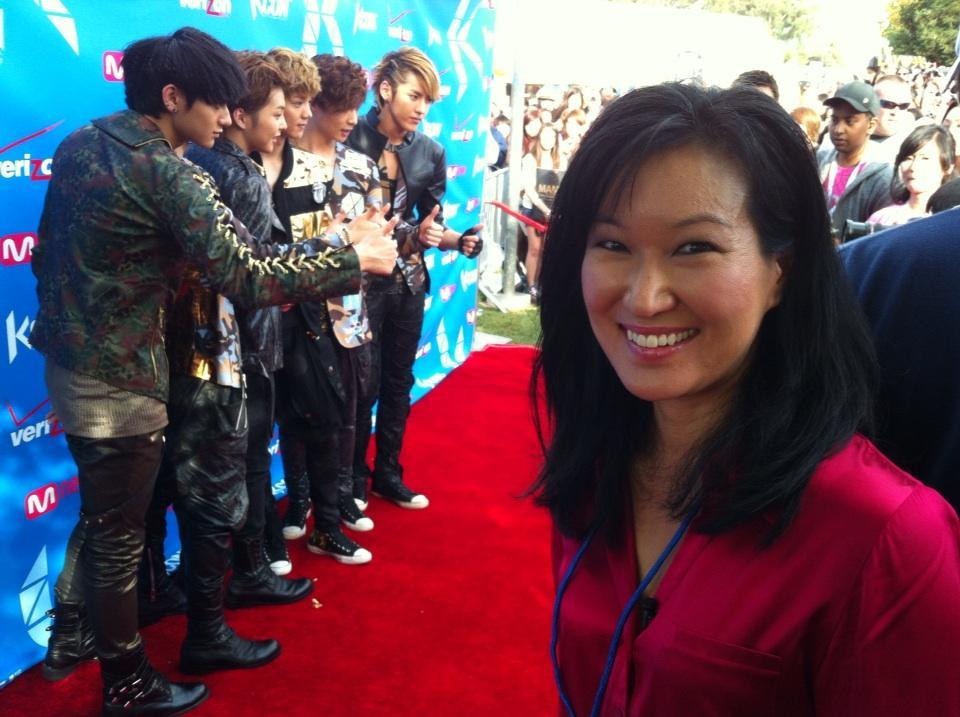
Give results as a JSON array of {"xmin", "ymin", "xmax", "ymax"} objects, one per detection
[{"xmin": 347, "ymin": 46, "xmax": 482, "ymax": 512}]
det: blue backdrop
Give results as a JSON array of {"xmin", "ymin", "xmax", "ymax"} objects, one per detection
[{"xmin": 0, "ymin": 0, "xmax": 494, "ymax": 687}]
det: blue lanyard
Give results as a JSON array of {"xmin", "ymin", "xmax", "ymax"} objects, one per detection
[{"xmin": 551, "ymin": 511, "xmax": 697, "ymax": 717}]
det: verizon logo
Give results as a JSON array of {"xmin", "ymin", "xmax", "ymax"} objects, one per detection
[
  {"xmin": 11, "ymin": 416, "xmax": 61, "ymax": 447},
  {"xmin": 1, "ymin": 233, "xmax": 36, "ymax": 266}
]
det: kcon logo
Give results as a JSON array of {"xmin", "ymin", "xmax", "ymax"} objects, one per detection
[
  {"xmin": 250, "ymin": 0, "xmax": 290, "ymax": 19},
  {"xmin": 20, "ymin": 546, "xmax": 54, "ymax": 647},
  {"xmin": 6, "ymin": 310, "xmax": 35, "ymax": 364}
]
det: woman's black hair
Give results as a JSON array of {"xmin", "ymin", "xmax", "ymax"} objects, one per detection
[
  {"xmin": 890, "ymin": 125, "xmax": 956, "ymax": 203},
  {"xmin": 530, "ymin": 83, "xmax": 878, "ymax": 545},
  {"xmin": 122, "ymin": 27, "xmax": 247, "ymax": 115}
]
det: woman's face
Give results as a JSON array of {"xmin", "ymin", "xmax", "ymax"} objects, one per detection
[
  {"xmin": 900, "ymin": 138, "xmax": 947, "ymax": 195},
  {"xmin": 525, "ymin": 116, "xmax": 542, "ymax": 137},
  {"xmin": 540, "ymin": 126, "xmax": 557, "ymax": 150},
  {"xmin": 580, "ymin": 144, "xmax": 783, "ymax": 410}
]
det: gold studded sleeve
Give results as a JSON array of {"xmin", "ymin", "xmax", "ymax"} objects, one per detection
[{"xmin": 157, "ymin": 156, "xmax": 360, "ymax": 309}]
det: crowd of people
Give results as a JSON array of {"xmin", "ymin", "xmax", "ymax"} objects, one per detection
[{"xmin": 33, "ymin": 28, "xmax": 480, "ymax": 716}]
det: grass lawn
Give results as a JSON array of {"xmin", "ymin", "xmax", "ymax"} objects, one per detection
[{"xmin": 476, "ymin": 302, "xmax": 541, "ymax": 346}]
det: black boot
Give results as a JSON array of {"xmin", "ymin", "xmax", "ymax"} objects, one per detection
[
  {"xmin": 178, "ymin": 528, "xmax": 280, "ymax": 675},
  {"xmin": 42, "ymin": 600, "xmax": 97, "ymax": 681},
  {"xmin": 224, "ymin": 537, "xmax": 313, "ymax": 609},
  {"xmin": 102, "ymin": 646, "xmax": 207, "ymax": 716},
  {"xmin": 137, "ymin": 541, "xmax": 186, "ymax": 628}
]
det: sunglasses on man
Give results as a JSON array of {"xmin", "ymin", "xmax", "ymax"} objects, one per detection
[{"xmin": 880, "ymin": 99, "xmax": 911, "ymax": 110}]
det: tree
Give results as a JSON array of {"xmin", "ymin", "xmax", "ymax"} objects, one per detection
[
  {"xmin": 620, "ymin": 0, "xmax": 813, "ymax": 44},
  {"xmin": 885, "ymin": 0, "xmax": 960, "ymax": 65}
]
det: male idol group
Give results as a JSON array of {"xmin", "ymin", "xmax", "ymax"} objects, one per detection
[{"xmin": 32, "ymin": 27, "xmax": 481, "ymax": 716}]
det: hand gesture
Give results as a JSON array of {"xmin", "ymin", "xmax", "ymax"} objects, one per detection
[
  {"xmin": 348, "ymin": 204, "xmax": 399, "ymax": 276},
  {"xmin": 418, "ymin": 204, "xmax": 444, "ymax": 247}
]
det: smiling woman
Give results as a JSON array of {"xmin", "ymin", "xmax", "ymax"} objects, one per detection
[{"xmin": 531, "ymin": 83, "xmax": 960, "ymax": 717}]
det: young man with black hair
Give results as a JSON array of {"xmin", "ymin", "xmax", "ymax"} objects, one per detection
[
  {"xmin": 184, "ymin": 51, "xmax": 322, "ymax": 608},
  {"xmin": 817, "ymin": 81, "xmax": 895, "ymax": 236},
  {"xmin": 34, "ymin": 27, "xmax": 396, "ymax": 716},
  {"xmin": 346, "ymin": 46, "xmax": 482, "ymax": 512},
  {"xmin": 733, "ymin": 69, "xmax": 780, "ymax": 101}
]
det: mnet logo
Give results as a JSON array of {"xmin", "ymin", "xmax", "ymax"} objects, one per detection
[
  {"xmin": 439, "ymin": 284, "xmax": 456, "ymax": 303},
  {"xmin": 102, "ymin": 51, "xmax": 124, "ymax": 82},
  {"xmin": 1, "ymin": 232, "xmax": 36, "ymax": 266},
  {"xmin": 421, "ymin": 121, "xmax": 442, "ymax": 139},
  {"xmin": 446, "ymin": 164, "xmax": 467, "ymax": 180},
  {"xmin": 353, "ymin": 3, "xmax": 377, "ymax": 31},
  {"xmin": 466, "ymin": 308, "xmax": 477, "ymax": 325},
  {"xmin": 387, "ymin": 25, "xmax": 412, "ymax": 42},
  {"xmin": 7, "ymin": 311, "xmax": 34, "ymax": 363},
  {"xmin": 466, "ymin": 197, "xmax": 481, "ymax": 212},
  {"xmin": 415, "ymin": 341, "xmax": 432, "ymax": 359},
  {"xmin": 250, "ymin": 0, "xmax": 289, "ymax": 20},
  {"xmin": 24, "ymin": 476, "xmax": 78, "ymax": 520},
  {"xmin": 460, "ymin": 267, "xmax": 478, "ymax": 291},
  {"xmin": 180, "ymin": 0, "xmax": 232, "ymax": 16},
  {"xmin": 20, "ymin": 547, "xmax": 54, "ymax": 647}
]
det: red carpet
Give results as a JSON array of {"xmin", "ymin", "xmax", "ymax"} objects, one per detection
[{"xmin": 0, "ymin": 345, "xmax": 555, "ymax": 717}]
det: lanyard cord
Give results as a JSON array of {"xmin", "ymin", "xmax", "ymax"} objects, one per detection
[{"xmin": 551, "ymin": 510, "xmax": 697, "ymax": 717}]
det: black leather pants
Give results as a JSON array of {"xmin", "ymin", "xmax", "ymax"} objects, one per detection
[
  {"xmin": 354, "ymin": 288, "xmax": 425, "ymax": 483},
  {"xmin": 66, "ymin": 430, "xmax": 163, "ymax": 663},
  {"xmin": 159, "ymin": 376, "xmax": 248, "ymax": 635},
  {"xmin": 236, "ymin": 371, "xmax": 274, "ymax": 541}
]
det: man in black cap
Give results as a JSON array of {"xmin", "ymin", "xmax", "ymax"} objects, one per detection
[{"xmin": 817, "ymin": 80, "xmax": 894, "ymax": 237}]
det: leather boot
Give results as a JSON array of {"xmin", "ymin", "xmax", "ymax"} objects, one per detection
[
  {"xmin": 178, "ymin": 527, "xmax": 280, "ymax": 675},
  {"xmin": 224, "ymin": 536, "xmax": 313, "ymax": 609},
  {"xmin": 137, "ymin": 540, "xmax": 186, "ymax": 628},
  {"xmin": 42, "ymin": 600, "xmax": 97, "ymax": 681},
  {"xmin": 102, "ymin": 645, "xmax": 207, "ymax": 716}
]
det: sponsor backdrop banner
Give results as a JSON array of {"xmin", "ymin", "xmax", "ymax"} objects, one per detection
[{"xmin": 0, "ymin": 0, "xmax": 493, "ymax": 686}]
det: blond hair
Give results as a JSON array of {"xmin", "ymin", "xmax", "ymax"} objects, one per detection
[
  {"xmin": 372, "ymin": 46, "xmax": 440, "ymax": 108},
  {"xmin": 266, "ymin": 47, "xmax": 321, "ymax": 99}
]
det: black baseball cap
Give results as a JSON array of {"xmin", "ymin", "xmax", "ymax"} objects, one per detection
[{"xmin": 824, "ymin": 81, "xmax": 880, "ymax": 116}]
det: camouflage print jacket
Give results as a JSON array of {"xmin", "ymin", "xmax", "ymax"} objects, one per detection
[
  {"xmin": 346, "ymin": 107, "xmax": 448, "ymax": 296},
  {"xmin": 185, "ymin": 138, "xmax": 287, "ymax": 378},
  {"xmin": 31, "ymin": 110, "xmax": 360, "ymax": 402}
]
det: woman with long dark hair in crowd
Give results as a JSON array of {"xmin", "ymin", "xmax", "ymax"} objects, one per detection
[
  {"xmin": 867, "ymin": 124, "xmax": 955, "ymax": 225},
  {"xmin": 520, "ymin": 114, "xmax": 563, "ymax": 304},
  {"xmin": 533, "ymin": 83, "xmax": 960, "ymax": 716}
]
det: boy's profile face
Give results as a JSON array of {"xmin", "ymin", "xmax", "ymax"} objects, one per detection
[{"xmin": 380, "ymin": 74, "xmax": 434, "ymax": 133}]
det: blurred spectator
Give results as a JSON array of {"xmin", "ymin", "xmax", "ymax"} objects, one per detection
[
  {"xmin": 520, "ymin": 116, "xmax": 563, "ymax": 303},
  {"xmin": 871, "ymin": 74, "xmax": 916, "ymax": 162},
  {"xmin": 818, "ymin": 81, "xmax": 895, "ymax": 236},
  {"xmin": 941, "ymin": 101, "xmax": 960, "ymax": 172},
  {"xmin": 790, "ymin": 106, "xmax": 822, "ymax": 150},
  {"xmin": 927, "ymin": 176, "xmax": 960, "ymax": 212},
  {"xmin": 733, "ymin": 69, "xmax": 779, "ymax": 101},
  {"xmin": 867, "ymin": 125, "xmax": 955, "ymax": 226},
  {"xmin": 487, "ymin": 113, "xmax": 509, "ymax": 170},
  {"xmin": 559, "ymin": 108, "xmax": 588, "ymax": 162}
]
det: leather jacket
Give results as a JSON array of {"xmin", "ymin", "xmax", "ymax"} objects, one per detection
[
  {"xmin": 186, "ymin": 139, "xmax": 286, "ymax": 378},
  {"xmin": 346, "ymin": 107, "xmax": 447, "ymax": 295},
  {"xmin": 32, "ymin": 111, "xmax": 361, "ymax": 401}
]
